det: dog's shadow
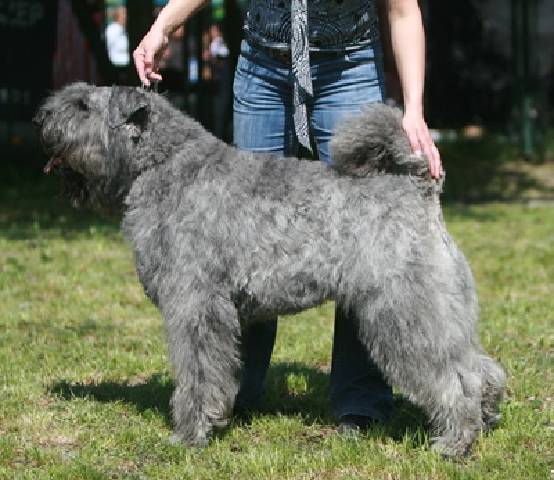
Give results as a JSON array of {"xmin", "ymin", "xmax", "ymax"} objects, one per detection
[
  {"xmin": 50, "ymin": 373, "xmax": 175, "ymax": 424},
  {"xmin": 49, "ymin": 362, "xmax": 429, "ymax": 445}
]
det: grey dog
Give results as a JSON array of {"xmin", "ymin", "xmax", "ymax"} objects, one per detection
[{"xmin": 34, "ymin": 83, "xmax": 505, "ymax": 456}]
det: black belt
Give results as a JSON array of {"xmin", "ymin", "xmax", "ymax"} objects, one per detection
[{"xmin": 257, "ymin": 44, "xmax": 346, "ymax": 64}]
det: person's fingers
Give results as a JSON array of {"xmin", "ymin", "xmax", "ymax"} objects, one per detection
[
  {"xmin": 405, "ymin": 127, "xmax": 422, "ymax": 157},
  {"xmin": 430, "ymin": 142, "xmax": 440, "ymax": 179},
  {"xmin": 416, "ymin": 125, "xmax": 443, "ymax": 180},
  {"xmin": 402, "ymin": 116, "xmax": 444, "ymax": 179},
  {"xmin": 133, "ymin": 46, "xmax": 149, "ymax": 86},
  {"xmin": 431, "ymin": 145, "xmax": 443, "ymax": 178},
  {"xmin": 144, "ymin": 47, "xmax": 154, "ymax": 72},
  {"xmin": 416, "ymin": 128, "xmax": 435, "ymax": 178},
  {"xmin": 144, "ymin": 45, "xmax": 165, "ymax": 85},
  {"xmin": 427, "ymin": 137, "xmax": 443, "ymax": 180},
  {"xmin": 434, "ymin": 145, "xmax": 445, "ymax": 177},
  {"xmin": 427, "ymin": 142, "xmax": 438, "ymax": 179},
  {"xmin": 139, "ymin": 38, "xmax": 158, "ymax": 85}
]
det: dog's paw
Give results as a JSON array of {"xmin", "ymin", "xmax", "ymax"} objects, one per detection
[
  {"xmin": 430, "ymin": 436, "xmax": 471, "ymax": 458},
  {"xmin": 482, "ymin": 411, "xmax": 502, "ymax": 431},
  {"xmin": 169, "ymin": 432, "xmax": 210, "ymax": 448}
]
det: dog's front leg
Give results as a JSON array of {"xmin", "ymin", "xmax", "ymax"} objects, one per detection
[{"xmin": 161, "ymin": 282, "xmax": 241, "ymax": 446}]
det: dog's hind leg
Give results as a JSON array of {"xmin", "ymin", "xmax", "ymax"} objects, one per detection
[
  {"xmin": 161, "ymin": 281, "xmax": 241, "ymax": 446},
  {"xmin": 351, "ymin": 273, "xmax": 486, "ymax": 457},
  {"xmin": 423, "ymin": 359, "xmax": 485, "ymax": 457},
  {"xmin": 479, "ymin": 354, "xmax": 506, "ymax": 430}
]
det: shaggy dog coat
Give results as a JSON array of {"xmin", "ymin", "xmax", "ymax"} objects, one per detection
[{"xmin": 35, "ymin": 83, "xmax": 506, "ymax": 456}]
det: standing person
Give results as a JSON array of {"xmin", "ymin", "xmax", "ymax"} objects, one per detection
[
  {"xmin": 105, "ymin": 5, "xmax": 130, "ymax": 66},
  {"xmin": 134, "ymin": 0, "xmax": 443, "ymax": 434}
]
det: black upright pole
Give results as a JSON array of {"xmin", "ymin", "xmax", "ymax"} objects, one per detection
[{"xmin": 512, "ymin": 0, "xmax": 537, "ymax": 158}]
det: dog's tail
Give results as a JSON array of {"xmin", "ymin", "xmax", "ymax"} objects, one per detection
[{"xmin": 330, "ymin": 103, "xmax": 441, "ymax": 191}]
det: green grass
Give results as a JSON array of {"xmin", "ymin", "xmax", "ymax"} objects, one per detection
[
  {"xmin": 439, "ymin": 135, "xmax": 554, "ymax": 202},
  {"xmin": 0, "ymin": 170, "xmax": 553, "ymax": 479}
]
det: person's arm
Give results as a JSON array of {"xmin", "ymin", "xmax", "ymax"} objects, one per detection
[
  {"xmin": 133, "ymin": 0, "xmax": 209, "ymax": 86},
  {"xmin": 386, "ymin": 0, "xmax": 442, "ymax": 179}
]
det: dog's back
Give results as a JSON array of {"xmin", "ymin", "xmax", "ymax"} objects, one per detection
[{"xmin": 123, "ymin": 104, "xmax": 440, "ymax": 319}]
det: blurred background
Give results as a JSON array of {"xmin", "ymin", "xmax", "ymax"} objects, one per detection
[
  {"xmin": 1, "ymin": 0, "xmax": 553, "ymax": 201},
  {"xmin": 1, "ymin": 5, "xmax": 552, "ymax": 477}
]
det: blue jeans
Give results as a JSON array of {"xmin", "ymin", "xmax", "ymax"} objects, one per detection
[{"xmin": 233, "ymin": 39, "xmax": 393, "ymax": 422}]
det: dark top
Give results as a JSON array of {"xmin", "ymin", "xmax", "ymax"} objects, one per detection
[{"xmin": 244, "ymin": 0, "xmax": 380, "ymax": 51}]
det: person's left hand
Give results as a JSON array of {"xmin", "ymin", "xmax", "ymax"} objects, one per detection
[{"xmin": 401, "ymin": 109, "xmax": 444, "ymax": 179}]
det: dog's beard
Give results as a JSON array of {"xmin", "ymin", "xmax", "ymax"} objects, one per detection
[
  {"xmin": 55, "ymin": 166, "xmax": 120, "ymax": 215},
  {"xmin": 57, "ymin": 166, "xmax": 91, "ymax": 209}
]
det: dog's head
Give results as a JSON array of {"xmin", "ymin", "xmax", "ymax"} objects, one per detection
[
  {"xmin": 34, "ymin": 84, "xmax": 159, "ymax": 211},
  {"xmin": 35, "ymin": 83, "xmax": 209, "ymax": 211}
]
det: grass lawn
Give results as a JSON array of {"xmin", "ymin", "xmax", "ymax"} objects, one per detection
[{"xmin": 0, "ymin": 166, "xmax": 553, "ymax": 479}]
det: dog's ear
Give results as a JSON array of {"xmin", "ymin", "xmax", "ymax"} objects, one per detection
[{"xmin": 108, "ymin": 86, "xmax": 149, "ymax": 132}]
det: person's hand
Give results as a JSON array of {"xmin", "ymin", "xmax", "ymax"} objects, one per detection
[
  {"xmin": 133, "ymin": 24, "xmax": 169, "ymax": 86},
  {"xmin": 402, "ymin": 109, "xmax": 444, "ymax": 179}
]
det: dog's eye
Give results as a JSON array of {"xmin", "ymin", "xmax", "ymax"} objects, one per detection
[{"xmin": 77, "ymin": 99, "xmax": 89, "ymax": 112}]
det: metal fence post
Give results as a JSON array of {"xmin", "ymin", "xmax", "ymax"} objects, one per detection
[{"xmin": 512, "ymin": 0, "xmax": 539, "ymax": 159}]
